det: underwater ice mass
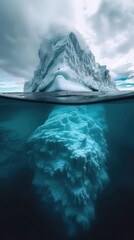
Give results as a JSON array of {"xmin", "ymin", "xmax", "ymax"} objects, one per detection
[
  {"xmin": 28, "ymin": 105, "xmax": 108, "ymax": 235},
  {"xmin": 24, "ymin": 31, "xmax": 116, "ymax": 236}
]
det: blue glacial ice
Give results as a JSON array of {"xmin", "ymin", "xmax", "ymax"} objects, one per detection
[{"xmin": 28, "ymin": 105, "xmax": 108, "ymax": 235}]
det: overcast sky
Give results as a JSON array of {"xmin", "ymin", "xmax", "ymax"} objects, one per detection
[{"xmin": 0, "ymin": 0, "xmax": 134, "ymax": 90}]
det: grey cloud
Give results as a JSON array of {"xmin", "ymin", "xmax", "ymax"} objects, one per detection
[
  {"xmin": 89, "ymin": 0, "xmax": 134, "ymax": 41},
  {"xmin": 113, "ymin": 63, "xmax": 134, "ymax": 78},
  {"xmin": 116, "ymin": 34, "xmax": 134, "ymax": 54},
  {"xmin": 0, "ymin": 0, "xmax": 40, "ymax": 80},
  {"xmin": 0, "ymin": 0, "xmax": 76, "ymax": 80},
  {"xmin": 87, "ymin": 0, "xmax": 134, "ymax": 58},
  {"xmin": 0, "ymin": 0, "xmax": 134, "ymax": 81}
]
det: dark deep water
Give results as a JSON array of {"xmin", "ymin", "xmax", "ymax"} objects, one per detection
[{"xmin": 1, "ymin": 92, "xmax": 134, "ymax": 240}]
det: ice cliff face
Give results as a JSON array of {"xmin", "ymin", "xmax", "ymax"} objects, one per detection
[
  {"xmin": 28, "ymin": 105, "xmax": 108, "ymax": 235},
  {"xmin": 24, "ymin": 32, "xmax": 116, "ymax": 92}
]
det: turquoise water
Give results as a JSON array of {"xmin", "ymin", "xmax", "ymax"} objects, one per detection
[{"xmin": 0, "ymin": 93, "xmax": 134, "ymax": 240}]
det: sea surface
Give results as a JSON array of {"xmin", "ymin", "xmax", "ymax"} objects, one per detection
[{"xmin": 0, "ymin": 91, "xmax": 134, "ymax": 240}]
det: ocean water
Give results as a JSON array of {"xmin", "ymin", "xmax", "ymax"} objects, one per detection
[{"xmin": 0, "ymin": 92, "xmax": 134, "ymax": 240}]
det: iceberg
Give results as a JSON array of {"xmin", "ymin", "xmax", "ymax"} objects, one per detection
[
  {"xmin": 24, "ymin": 32, "xmax": 116, "ymax": 92},
  {"xmin": 28, "ymin": 105, "xmax": 108, "ymax": 235},
  {"xmin": 24, "ymin": 31, "xmax": 115, "ymax": 236}
]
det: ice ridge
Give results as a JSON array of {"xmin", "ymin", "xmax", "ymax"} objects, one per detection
[{"xmin": 24, "ymin": 32, "xmax": 116, "ymax": 92}]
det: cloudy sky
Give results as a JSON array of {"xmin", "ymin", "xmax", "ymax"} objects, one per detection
[{"xmin": 0, "ymin": 0, "xmax": 134, "ymax": 91}]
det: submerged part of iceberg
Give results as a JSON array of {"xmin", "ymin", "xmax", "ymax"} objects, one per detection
[
  {"xmin": 28, "ymin": 105, "xmax": 108, "ymax": 235},
  {"xmin": 24, "ymin": 32, "xmax": 116, "ymax": 92}
]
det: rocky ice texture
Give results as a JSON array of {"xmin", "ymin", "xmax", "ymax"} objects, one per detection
[
  {"xmin": 28, "ymin": 105, "xmax": 108, "ymax": 235},
  {"xmin": 24, "ymin": 32, "xmax": 116, "ymax": 92}
]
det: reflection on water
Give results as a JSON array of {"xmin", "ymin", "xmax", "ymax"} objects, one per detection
[{"xmin": 0, "ymin": 93, "xmax": 134, "ymax": 240}]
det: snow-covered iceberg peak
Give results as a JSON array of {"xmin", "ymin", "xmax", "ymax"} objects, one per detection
[{"xmin": 24, "ymin": 32, "xmax": 116, "ymax": 92}]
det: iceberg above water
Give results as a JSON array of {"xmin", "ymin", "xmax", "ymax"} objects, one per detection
[
  {"xmin": 28, "ymin": 105, "xmax": 108, "ymax": 235},
  {"xmin": 24, "ymin": 32, "xmax": 116, "ymax": 92}
]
